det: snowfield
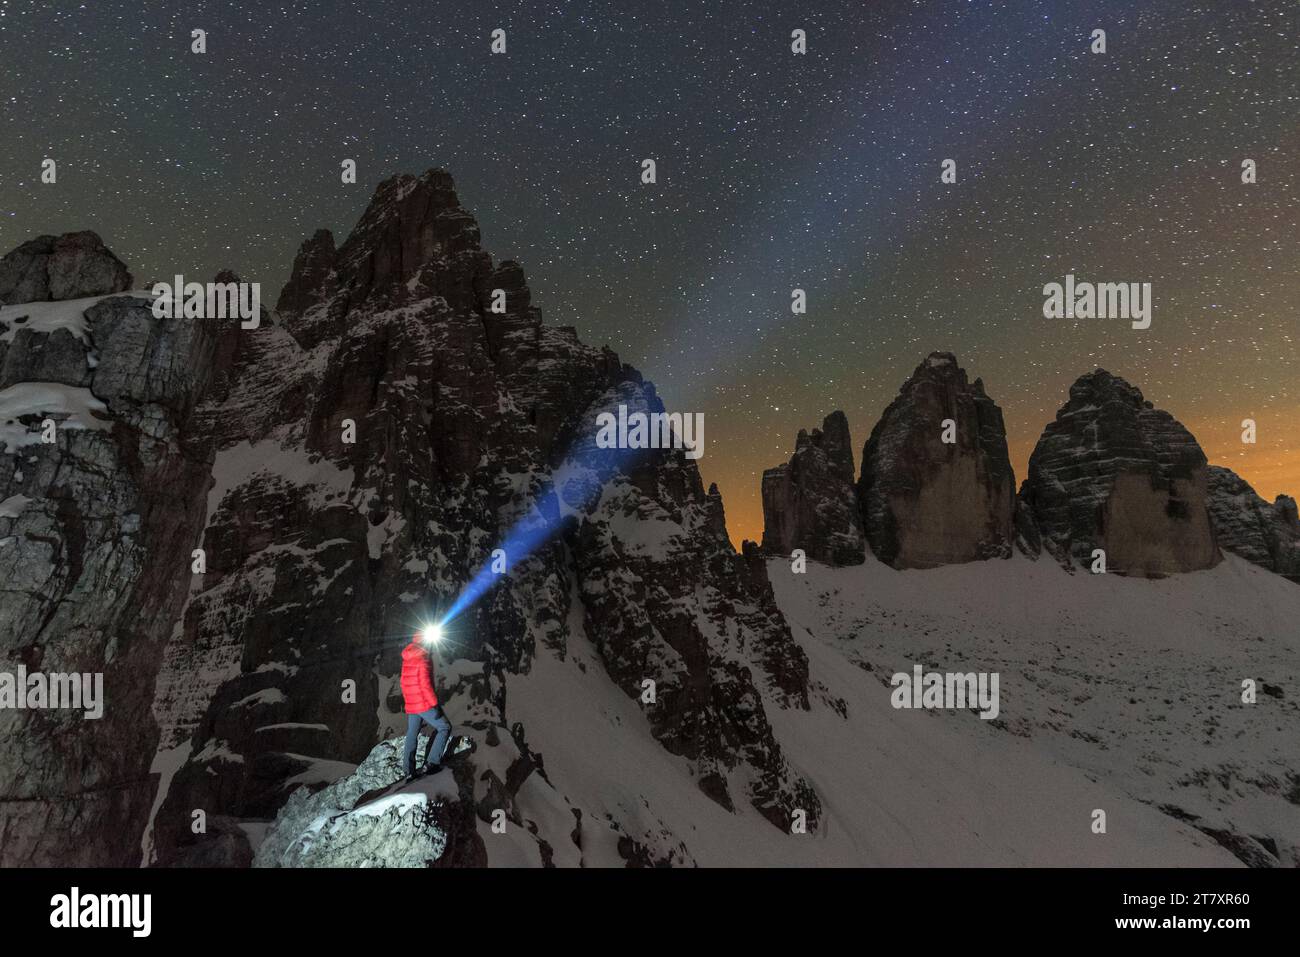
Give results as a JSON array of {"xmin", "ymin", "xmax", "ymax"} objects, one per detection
[{"xmin": 763, "ymin": 551, "xmax": 1300, "ymax": 867}]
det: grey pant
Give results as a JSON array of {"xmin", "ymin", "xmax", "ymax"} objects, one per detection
[{"xmin": 404, "ymin": 706, "xmax": 451, "ymax": 770}]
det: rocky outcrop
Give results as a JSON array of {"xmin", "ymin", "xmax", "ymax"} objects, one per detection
[
  {"xmin": 1019, "ymin": 370, "xmax": 1220, "ymax": 577},
  {"xmin": 761, "ymin": 411, "xmax": 865, "ymax": 566},
  {"xmin": 274, "ymin": 170, "xmax": 487, "ymax": 350},
  {"xmin": 564, "ymin": 385, "xmax": 817, "ymax": 830},
  {"xmin": 254, "ymin": 736, "xmax": 483, "ymax": 868},
  {"xmin": 856, "ymin": 353, "xmax": 1015, "ymax": 569},
  {"xmin": 1206, "ymin": 466, "xmax": 1300, "ymax": 582},
  {"xmin": 0, "ymin": 282, "xmax": 226, "ymax": 865},
  {"xmin": 0, "ymin": 232, "xmax": 132, "ymax": 304}
]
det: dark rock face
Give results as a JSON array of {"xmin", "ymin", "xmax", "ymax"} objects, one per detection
[
  {"xmin": 274, "ymin": 171, "xmax": 487, "ymax": 351},
  {"xmin": 0, "ymin": 232, "xmax": 133, "ymax": 304},
  {"xmin": 1206, "ymin": 466, "xmax": 1300, "ymax": 582},
  {"xmin": 1019, "ymin": 370, "xmax": 1220, "ymax": 577},
  {"xmin": 127, "ymin": 169, "xmax": 818, "ymax": 866},
  {"xmin": 0, "ymin": 288, "xmax": 222, "ymax": 865},
  {"xmin": 273, "ymin": 229, "xmax": 338, "ymax": 333},
  {"xmin": 761, "ymin": 411, "xmax": 865, "ymax": 566},
  {"xmin": 856, "ymin": 353, "xmax": 1015, "ymax": 569}
]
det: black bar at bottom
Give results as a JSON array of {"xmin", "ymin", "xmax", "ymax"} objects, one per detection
[{"xmin": 0, "ymin": 867, "xmax": 1284, "ymax": 942}]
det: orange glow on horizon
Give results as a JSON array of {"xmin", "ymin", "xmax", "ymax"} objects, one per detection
[{"xmin": 717, "ymin": 422, "xmax": 1299, "ymax": 552}]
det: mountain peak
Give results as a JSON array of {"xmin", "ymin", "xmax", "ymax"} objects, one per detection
[
  {"xmin": 277, "ymin": 168, "xmax": 490, "ymax": 347},
  {"xmin": 1023, "ymin": 370, "xmax": 1218, "ymax": 576},
  {"xmin": 860, "ymin": 352, "xmax": 1015, "ymax": 567},
  {"xmin": 1066, "ymin": 368, "xmax": 1152, "ymax": 410},
  {"xmin": 762, "ymin": 410, "xmax": 865, "ymax": 566}
]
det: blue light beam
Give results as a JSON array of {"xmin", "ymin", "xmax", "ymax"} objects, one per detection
[{"xmin": 439, "ymin": 413, "xmax": 652, "ymax": 626}]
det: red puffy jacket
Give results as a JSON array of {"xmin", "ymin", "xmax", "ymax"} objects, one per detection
[{"xmin": 400, "ymin": 641, "xmax": 439, "ymax": 713}]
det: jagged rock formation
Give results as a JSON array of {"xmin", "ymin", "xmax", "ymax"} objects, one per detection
[
  {"xmin": 856, "ymin": 353, "xmax": 1015, "ymax": 568},
  {"xmin": 137, "ymin": 169, "xmax": 816, "ymax": 865},
  {"xmin": 761, "ymin": 411, "xmax": 865, "ymax": 566},
  {"xmin": 0, "ymin": 232, "xmax": 132, "ymax": 305},
  {"xmin": 1207, "ymin": 466, "xmax": 1300, "ymax": 582},
  {"xmin": 1019, "ymin": 370, "xmax": 1220, "ymax": 577}
]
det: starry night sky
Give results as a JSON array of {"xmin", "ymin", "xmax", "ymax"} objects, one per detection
[{"xmin": 2, "ymin": 0, "xmax": 1296, "ymax": 545}]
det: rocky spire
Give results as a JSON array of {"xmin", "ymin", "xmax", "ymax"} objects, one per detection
[
  {"xmin": 761, "ymin": 410, "xmax": 865, "ymax": 566},
  {"xmin": 274, "ymin": 228, "xmax": 337, "ymax": 325},
  {"xmin": 277, "ymin": 169, "xmax": 492, "ymax": 347},
  {"xmin": 1018, "ymin": 369, "xmax": 1220, "ymax": 576},
  {"xmin": 857, "ymin": 352, "xmax": 1015, "ymax": 568}
]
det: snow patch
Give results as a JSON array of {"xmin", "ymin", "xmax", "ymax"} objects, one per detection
[
  {"xmin": 0, "ymin": 291, "xmax": 155, "ymax": 344},
  {"xmin": 207, "ymin": 440, "xmax": 355, "ymax": 519},
  {"xmin": 0, "ymin": 382, "xmax": 112, "ymax": 452}
]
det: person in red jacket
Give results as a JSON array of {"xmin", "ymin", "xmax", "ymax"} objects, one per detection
[{"xmin": 400, "ymin": 632, "xmax": 452, "ymax": 780}]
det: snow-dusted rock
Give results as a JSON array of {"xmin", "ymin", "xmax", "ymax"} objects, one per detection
[
  {"xmin": 254, "ymin": 736, "xmax": 474, "ymax": 868},
  {"xmin": 1019, "ymin": 370, "xmax": 1220, "ymax": 576},
  {"xmin": 1207, "ymin": 465, "xmax": 1300, "ymax": 583},
  {"xmin": 857, "ymin": 352, "xmax": 1016, "ymax": 568}
]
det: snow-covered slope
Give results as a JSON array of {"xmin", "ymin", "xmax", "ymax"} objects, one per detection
[
  {"xmin": 491, "ymin": 589, "xmax": 1235, "ymax": 866},
  {"xmin": 767, "ymin": 551, "xmax": 1299, "ymax": 866},
  {"xmin": 262, "ymin": 548, "xmax": 1296, "ymax": 867}
]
